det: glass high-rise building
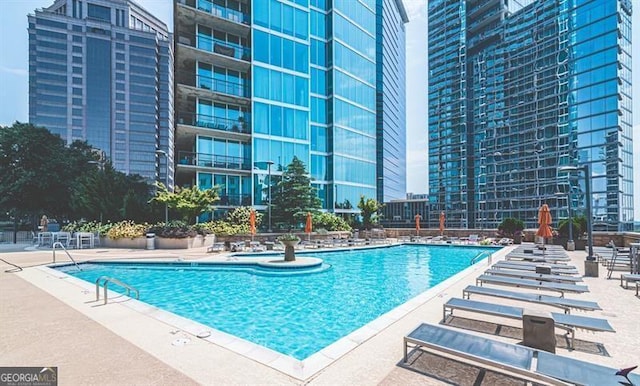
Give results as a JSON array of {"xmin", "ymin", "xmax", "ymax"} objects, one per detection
[
  {"xmin": 174, "ymin": 0, "xmax": 407, "ymax": 219},
  {"xmin": 428, "ymin": 0, "xmax": 633, "ymax": 231},
  {"xmin": 29, "ymin": 0, "xmax": 174, "ymax": 187}
]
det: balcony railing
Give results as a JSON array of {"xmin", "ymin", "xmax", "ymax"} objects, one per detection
[
  {"xmin": 177, "ymin": 33, "xmax": 250, "ymax": 62},
  {"xmin": 217, "ymin": 194, "xmax": 252, "ymax": 206},
  {"xmin": 195, "ymin": 73, "xmax": 250, "ymax": 98},
  {"xmin": 178, "ymin": 0, "xmax": 250, "ymax": 25},
  {"xmin": 177, "ymin": 112, "xmax": 250, "ymax": 134},
  {"xmin": 177, "ymin": 151, "xmax": 250, "ymax": 171}
]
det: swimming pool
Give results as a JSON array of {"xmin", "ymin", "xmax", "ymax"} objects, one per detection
[{"xmin": 56, "ymin": 244, "xmax": 498, "ymax": 360}]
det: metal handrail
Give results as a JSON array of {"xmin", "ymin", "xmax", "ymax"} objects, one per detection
[
  {"xmin": 95, "ymin": 276, "xmax": 139, "ymax": 305},
  {"xmin": 470, "ymin": 251, "xmax": 491, "ymax": 265},
  {"xmin": 52, "ymin": 242, "xmax": 82, "ymax": 271}
]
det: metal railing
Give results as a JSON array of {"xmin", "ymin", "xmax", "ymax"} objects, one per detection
[
  {"xmin": 194, "ymin": 73, "xmax": 250, "ymax": 98},
  {"xmin": 52, "ymin": 242, "xmax": 82, "ymax": 271},
  {"xmin": 470, "ymin": 251, "xmax": 491, "ymax": 265},
  {"xmin": 177, "ymin": 151, "xmax": 251, "ymax": 171},
  {"xmin": 177, "ymin": 33, "xmax": 251, "ymax": 62},
  {"xmin": 177, "ymin": 112, "xmax": 250, "ymax": 134},
  {"xmin": 95, "ymin": 276, "xmax": 139, "ymax": 305},
  {"xmin": 178, "ymin": 0, "xmax": 249, "ymax": 25}
]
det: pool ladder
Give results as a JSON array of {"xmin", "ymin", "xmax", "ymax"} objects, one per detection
[
  {"xmin": 470, "ymin": 251, "xmax": 491, "ymax": 265},
  {"xmin": 95, "ymin": 276, "xmax": 139, "ymax": 305},
  {"xmin": 52, "ymin": 242, "xmax": 82, "ymax": 271}
]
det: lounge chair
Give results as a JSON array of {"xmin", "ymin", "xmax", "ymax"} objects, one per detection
[
  {"xmin": 462, "ymin": 285, "xmax": 601, "ymax": 313},
  {"xmin": 506, "ymin": 253, "xmax": 571, "ymax": 262},
  {"xmin": 484, "ymin": 268, "xmax": 583, "ymax": 284},
  {"xmin": 492, "ymin": 261, "xmax": 579, "ymax": 275},
  {"xmin": 498, "ymin": 237, "xmax": 513, "ymax": 245},
  {"xmin": 476, "ymin": 274, "xmax": 589, "ymax": 296},
  {"xmin": 403, "ymin": 323, "xmax": 638, "ymax": 385},
  {"xmin": 443, "ymin": 298, "xmax": 614, "ymax": 349},
  {"xmin": 621, "ymin": 273, "xmax": 640, "ymax": 289},
  {"xmin": 207, "ymin": 242, "xmax": 225, "ymax": 253}
]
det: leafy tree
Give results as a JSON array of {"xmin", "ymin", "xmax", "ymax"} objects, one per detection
[
  {"xmin": 70, "ymin": 161, "xmax": 153, "ymax": 223},
  {"xmin": 357, "ymin": 196, "xmax": 383, "ymax": 230},
  {"xmin": 270, "ymin": 156, "xmax": 321, "ymax": 228},
  {"xmin": 226, "ymin": 206, "xmax": 263, "ymax": 228},
  {"xmin": 0, "ymin": 122, "xmax": 95, "ymax": 225},
  {"xmin": 557, "ymin": 215, "xmax": 586, "ymax": 238},
  {"xmin": 497, "ymin": 217, "xmax": 525, "ymax": 237},
  {"xmin": 150, "ymin": 183, "xmax": 219, "ymax": 224}
]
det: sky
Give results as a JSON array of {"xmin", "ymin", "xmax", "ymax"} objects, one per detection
[{"xmin": 0, "ymin": 0, "xmax": 638, "ymax": 217}]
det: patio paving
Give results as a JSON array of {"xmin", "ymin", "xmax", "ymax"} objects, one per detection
[{"xmin": 1, "ymin": 242, "xmax": 638, "ymax": 385}]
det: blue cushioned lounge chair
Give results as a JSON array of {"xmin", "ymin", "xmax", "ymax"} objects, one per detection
[
  {"xmin": 403, "ymin": 323, "xmax": 638, "ymax": 386},
  {"xmin": 443, "ymin": 298, "xmax": 614, "ymax": 349}
]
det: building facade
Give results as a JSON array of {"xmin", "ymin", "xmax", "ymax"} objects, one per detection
[
  {"xmin": 29, "ymin": 0, "xmax": 174, "ymax": 187},
  {"xmin": 173, "ymin": 0, "xmax": 407, "ymax": 220},
  {"xmin": 376, "ymin": 0, "xmax": 409, "ymax": 202},
  {"xmin": 428, "ymin": 0, "xmax": 633, "ymax": 231}
]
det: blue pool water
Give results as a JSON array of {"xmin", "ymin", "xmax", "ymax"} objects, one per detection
[{"xmin": 57, "ymin": 244, "xmax": 498, "ymax": 360}]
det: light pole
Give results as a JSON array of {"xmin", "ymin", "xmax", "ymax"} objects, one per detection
[
  {"xmin": 266, "ymin": 160, "xmax": 274, "ymax": 232},
  {"xmin": 559, "ymin": 165, "xmax": 595, "ymax": 275},
  {"xmin": 555, "ymin": 190, "xmax": 574, "ymax": 251},
  {"xmin": 88, "ymin": 157, "xmax": 105, "ymax": 223},
  {"xmin": 156, "ymin": 150, "xmax": 169, "ymax": 223}
]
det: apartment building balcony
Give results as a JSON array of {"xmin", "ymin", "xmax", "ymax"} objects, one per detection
[
  {"xmin": 175, "ymin": 33, "xmax": 250, "ymax": 73},
  {"xmin": 177, "ymin": 112, "xmax": 250, "ymax": 135},
  {"xmin": 176, "ymin": 74, "xmax": 250, "ymax": 108},
  {"xmin": 176, "ymin": 151, "xmax": 251, "ymax": 172},
  {"xmin": 176, "ymin": 0, "xmax": 249, "ymax": 37}
]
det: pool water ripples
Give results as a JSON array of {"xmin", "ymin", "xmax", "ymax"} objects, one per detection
[{"xmin": 59, "ymin": 244, "xmax": 498, "ymax": 359}]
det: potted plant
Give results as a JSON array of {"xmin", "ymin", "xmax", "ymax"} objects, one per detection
[
  {"xmin": 497, "ymin": 218, "xmax": 525, "ymax": 244},
  {"xmin": 277, "ymin": 233, "xmax": 300, "ymax": 262}
]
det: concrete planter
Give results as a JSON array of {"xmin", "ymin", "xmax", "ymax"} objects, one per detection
[
  {"xmin": 279, "ymin": 239, "xmax": 300, "ymax": 261},
  {"xmin": 103, "ymin": 237, "xmax": 146, "ymax": 249},
  {"xmin": 156, "ymin": 234, "xmax": 212, "ymax": 249}
]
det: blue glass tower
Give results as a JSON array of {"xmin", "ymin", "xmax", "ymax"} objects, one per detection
[
  {"xmin": 376, "ymin": 0, "xmax": 409, "ymax": 202},
  {"xmin": 428, "ymin": 0, "xmax": 634, "ymax": 231},
  {"xmin": 28, "ymin": 0, "xmax": 174, "ymax": 187},
  {"xmin": 174, "ymin": 0, "xmax": 408, "ymax": 219}
]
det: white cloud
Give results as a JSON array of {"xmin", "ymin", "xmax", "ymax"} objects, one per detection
[
  {"xmin": 403, "ymin": 0, "xmax": 427, "ymax": 21},
  {"xmin": 0, "ymin": 66, "xmax": 28, "ymax": 76}
]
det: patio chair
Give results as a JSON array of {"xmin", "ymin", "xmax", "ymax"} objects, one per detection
[
  {"xmin": 498, "ymin": 237, "xmax": 513, "ymax": 245},
  {"xmin": 462, "ymin": 285, "xmax": 601, "ymax": 313},
  {"xmin": 476, "ymin": 274, "xmax": 589, "ymax": 296},
  {"xmin": 443, "ymin": 298, "xmax": 614, "ymax": 349},
  {"xmin": 484, "ymin": 268, "xmax": 583, "ymax": 284},
  {"xmin": 403, "ymin": 323, "xmax": 639, "ymax": 385}
]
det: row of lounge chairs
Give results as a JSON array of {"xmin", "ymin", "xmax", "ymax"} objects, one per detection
[{"xmin": 402, "ymin": 244, "xmax": 638, "ymax": 385}]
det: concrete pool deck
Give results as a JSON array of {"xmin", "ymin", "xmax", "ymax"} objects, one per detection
[{"xmin": 1, "ymin": 243, "xmax": 639, "ymax": 385}]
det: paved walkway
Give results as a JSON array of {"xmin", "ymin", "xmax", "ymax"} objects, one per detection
[{"xmin": 1, "ymin": 244, "xmax": 639, "ymax": 385}]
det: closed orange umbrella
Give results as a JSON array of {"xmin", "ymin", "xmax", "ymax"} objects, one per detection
[
  {"xmin": 249, "ymin": 209, "xmax": 256, "ymax": 237},
  {"xmin": 439, "ymin": 212, "xmax": 445, "ymax": 236},
  {"xmin": 536, "ymin": 204, "xmax": 553, "ymax": 253},
  {"xmin": 305, "ymin": 212, "xmax": 312, "ymax": 241},
  {"xmin": 414, "ymin": 213, "xmax": 421, "ymax": 236}
]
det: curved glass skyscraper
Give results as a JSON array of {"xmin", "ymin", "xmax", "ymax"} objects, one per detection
[{"xmin": 428, "ymin": 0, "xmax": 633, "ymax": 231}]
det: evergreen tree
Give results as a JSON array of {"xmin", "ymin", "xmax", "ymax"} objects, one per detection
[
  {"xmin": 357, "ymin": 196, "xmax": 383, "ymax": 230},
  {"xmin": 270, "ymin": 156, "xmax": 321, "ymax": 228}
]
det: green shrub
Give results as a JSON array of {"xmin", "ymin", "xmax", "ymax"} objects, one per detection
[
  {"xmin": 497, "ymin": 218, "xmax": 525, "ymax": 237},
  {"xmin": 557, "ymin": 216, "xmax": 586, "ymax": 238},
  {"xmin": 312, "ymin": 212, "xmax": 352, "ymax": 232},
  {"xmin": 148, "ymin": 220, "xmax": 197, "ymax": 239},
  {"xmin": 226, "ymin": 206, "xmax": 263, "ymax": 227},
  {"xmin": 62, "ymin": 221, "xmax": 112, "ymax": 236},
  {"xmin": 200, "ymin": 220, "xmax": 247, "ymax": 236},
  {"xmin": 106, "ymin": 220, "xmax": 149, "ymax": 239}
]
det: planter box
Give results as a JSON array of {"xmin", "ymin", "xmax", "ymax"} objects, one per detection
[
  {"xmin": 103, "ymin": 237, "xmax": 146, "ymax": 249},
  {"xmin": 156, "ymin": 235, "xmax": 213, "ymax": 249}
]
